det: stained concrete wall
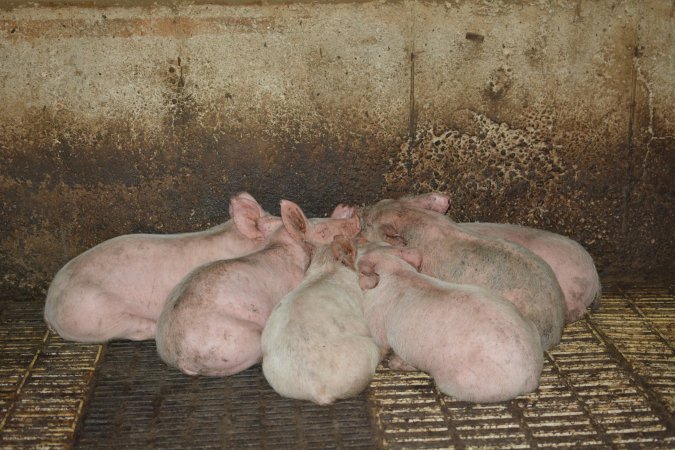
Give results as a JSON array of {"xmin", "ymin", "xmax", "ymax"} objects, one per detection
[{"xmin": 0, "ymin": 1, "xmax": 673, "ymax": 295}]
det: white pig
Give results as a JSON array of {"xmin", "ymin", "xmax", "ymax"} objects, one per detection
[
  {"xmin": 360, "ymin": 193, "xmax": 566, "ymax": 350},
  {"xmin": 155, "ymin": 201, "xmax": 361, "ymax": 377},
  {"xmin": 44, "ymin": 192, "xmax": 282, "ymax": 343},
  {"xmin": 357, "ymin": 242, "xmax": 544, "ymax": 403},
  {"xmin": 261, "ymin": 236, "xmax": 382, "ymax": 405}
]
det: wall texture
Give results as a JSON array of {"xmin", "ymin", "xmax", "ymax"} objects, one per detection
[{"xmin": 0, "ymin": 1, "xmax": 673, "ymax": 296}]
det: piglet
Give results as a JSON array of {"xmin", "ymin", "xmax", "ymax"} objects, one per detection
[
  {"xmin": 355, "ymin": 193, "xmax": 600, "ymax": 324},
  {"xmin": 155, "ymin": 201, "xmax": 360, "ymax": 377},
  {"xmin": 360, "ymin": 193, "xmax": 566, "ymax": 350},
  {"xmin": 457, "ymin": 222, "xmax": 601, "ymax": 323},
  {"xmin": 357, "ymin": 242, "xmax": 544, "ymax": 403},
  {"xmin": 261, "ymin": 236, "xmax": 382, "ymax": 405},
  {"xmin": 44, "ymin": 192, "xmax": 282, "ymax": 343},
  {"xmin": 384, "ymin": 192, "xmax": 600, "ymax": 323}
]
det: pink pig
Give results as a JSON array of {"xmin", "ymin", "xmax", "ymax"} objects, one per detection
[
  {"xmin": 155, "ymin": 201, "xmax": 361, "ymax": 377},
  {"xmin": 457, "ymin": 222, "xmax": 601, "ymax": 323},
  {"xmin": 261, "ymin": 236, "xmax": 382, "ymax": 405},
  {"xmin": 371, "ymin": 192, "xmax": 601, "ymax": 323},
  {"xmin": 357, "ymin": 242, "xmax": 544, "ymax": 403},
  {"xmin": 359, "ymin": 193, "xmax": 565, "ymax": 350},
  {"xmin": 44, "ymin": 192, "xmax": 282, "ymax": 343}
]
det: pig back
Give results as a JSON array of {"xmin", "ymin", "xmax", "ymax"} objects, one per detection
[
  {"xmin": 421, "ymin": 232, "xmax": 565, "ymax": 350},
  {"xmin": 458, "ymin": 222, "xmax": 601, "ymax": 323},
  {"xmin": 262, "ymin": 268, "xmax": 380, "ymax": 404},
  {"xmin": 381, "ymin": 278, "xmax": 543, "ymax": 402}
]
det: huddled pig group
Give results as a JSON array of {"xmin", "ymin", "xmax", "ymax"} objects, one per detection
[{"xmin": 44, "ymin": 192, "xmax": 601, "ymax": 404}]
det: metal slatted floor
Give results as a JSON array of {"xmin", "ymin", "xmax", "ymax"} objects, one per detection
[{"xmin": 1, "ymin": 281, "xmax": 673, "ymax": 448}]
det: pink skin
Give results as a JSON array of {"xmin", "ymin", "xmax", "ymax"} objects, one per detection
[
  {"xmin": 457, "ymin": 222, "xmax": 601, "ymax": 323},
  {"xmin": 357, "ymin": 244, "xmax": 544, "ymax": 403},
  {"xmin": 329, "ymin": 204, "xmax": 356, "ymax": 219},
  {"xmin": 368, "ymin": 192, "xmax": 600, "ymax": 323},
  {"xmin": 43, "ymin": 192, "xmax": 282, "ymax": 343},
  {"xmin": 155, "ymin": 201, "xmax": 361, "ymax": 377},
  {"xmin": 261, "ymin": 236, "xmax": 382, "ymax": 405},
  {"xmin": 351, "ymin": 193, "xmax": 600, "ymax": 323},
  {"xmin": 359, "ymin": 193, "xmax": 566, "ymax": 351}
]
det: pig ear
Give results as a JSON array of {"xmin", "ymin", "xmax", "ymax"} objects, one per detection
[
  {"xmin": 400, "ymin": 248, "xmax": 423, "ymax": 272},
  {"xmin": 230, "ymin": 194, "xmax": 267, "ymax": 240},
  {"xmin": 357, "ymin": 259, "xmax": 380, "ymax": 289},
  {"xmin": 234, "ymin": 191, "xmax": 257, "ymax": 203},
  {"xmin": 280, "ymin": 200, "xmax": 310, "ymax": 242},
  {"xmin": 331, "ymin": 235, "xmax": 357, "ymax": 268},
  {"xmin": 258, "ymin": 215, "xmax": 282, "ymax": 237},
  {"xmin": 330, "ymin": 204, "xmax": 355, "ymax": 219},
  {"xmin": 404, "ymin": 192, "xmax": 450, "ymax": 214}
]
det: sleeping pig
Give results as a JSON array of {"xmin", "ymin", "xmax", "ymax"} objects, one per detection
[
  {"xmin": 370, "ymin": 192, "xmax": 601, "ymax": 323},
  {"xmin": 44, "ymin": 192, "xmax": 282, "ymax": 343},
  {"xmin": 357, "ymin": 242, "xmax": 544, "ymax": 403},
  {"xmin": 458, "ymin": 222, "xmax": 601, "ymax": 323},
  {"xmin": 155, "ymin": 200, "xmax": 360, "ymax": 377},
  {"xmin": 261, "ymin": 236, "xmax": 382, "ymax": 405},
  {"xmin": 359, "ymin": 193, "xmax": 566, "ymax": 350}
]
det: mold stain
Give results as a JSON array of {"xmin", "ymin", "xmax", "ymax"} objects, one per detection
[
  {"xmin": 165, "ymin": 56, "xmax": 199, "ymax": 129},
  {"xmin": 386, "ymin": 111, "xmax": 566, "ymax": 224}
]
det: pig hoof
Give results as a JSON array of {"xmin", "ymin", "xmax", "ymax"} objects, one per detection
[{"xmin": 388, "ymin": 355, "xmax": 417, "ymax": 371}]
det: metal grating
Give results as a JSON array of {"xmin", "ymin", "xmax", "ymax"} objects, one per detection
[
  {"xmin": 366, "ymin": 283, "xmax": 675, "ymax": 449},
  {"xmin": 73, "ymin": 340, "xmax": 377, "ymax": 449},
  {"xmin": 0, "ymin": 298, "xmax": 101, "ymax": 448},
  {"xmin": 0, "ymin": 281, "xmax": 674, "ymax": 448}
]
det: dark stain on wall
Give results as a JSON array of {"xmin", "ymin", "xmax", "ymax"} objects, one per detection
[
  {"xmin": 384, "ymin": 111, "xmax": 674, "ymax": 280},
  {"xmin": 0, "ymin": 111, "xmax": 392, "ymax": 296}
]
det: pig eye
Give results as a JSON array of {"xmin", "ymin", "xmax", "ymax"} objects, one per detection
[{"xmin": 384, "ymin": 232, "xmax": 407, "ymax": 246}]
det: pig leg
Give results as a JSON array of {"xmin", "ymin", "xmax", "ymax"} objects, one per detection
[
  {"xmin": 388, "ymin": 354, "xmax": 418, "ymax": 371},
  {"xmin": 116, "ymin": 315, "xmax": 157, "ymax": 341},
  {"xmin": 45, "ymin": 287, "xmax": 155, "ymax": 343}
]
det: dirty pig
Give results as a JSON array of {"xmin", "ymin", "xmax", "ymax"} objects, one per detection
[
  {"xmin": 44, "ymin": 192, "xmax": 282, "ymax": 343},
  {"xmin": 365, "ymin": 192, "xmax": 601, "ymax": 323},
  {"xmin": 155, "ymin": 200, "xmax": 360, "ymax": 377},
  {"xmin": 262, "ymin": 236, "xmax": 382, "ymax": 405},
  {"xmin": 458, "ymin": 221, "xmax": 601, "ymax": 323},
  {"xmin": 357, "ymin": 242, "xmax": 544, "ymax": 403},
  {"xmin": 359, "ymin": 193, "xmax": 565, "ymax": 350}
]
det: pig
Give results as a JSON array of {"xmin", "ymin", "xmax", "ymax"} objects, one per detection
[
  {"xmin": 361, "ymin": 192, "xmax": 600, "ymax": 323},
  {"xmin": 457, "ymin": 222, "xmax": 601, "ymax": 323},
  {"xmin": 359, "ymin": 193, "xmax": 566, "ymax": 350},
  {"xmin": 43, "ymin": 192, "xmax": 283, "ymax": 343},
  {"xmin": 357, "ymin": 242, "xmax": 544, "ymax": 403},
  {"xmin": 155, "ymin": 200, "xmax": 361, "ymax": 377},
  {"xmin": 261, "ymin": 236, "xmax": 382, "ymax": 405}
]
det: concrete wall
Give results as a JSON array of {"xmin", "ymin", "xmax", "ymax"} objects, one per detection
[{"xmin": 1, "ymin": 1, "xmax": 673, "ymax": 295}]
